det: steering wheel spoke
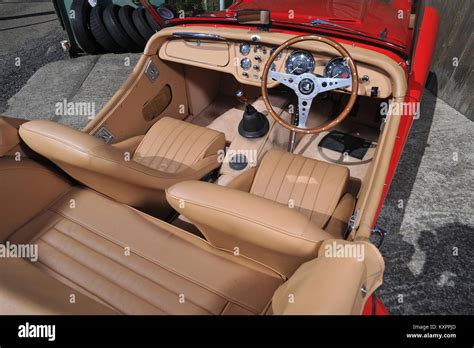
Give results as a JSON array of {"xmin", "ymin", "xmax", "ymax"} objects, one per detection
[
  {"xmin": 316, "ymin": 77, "xmax": 352, "ymax": 93},
  {"xmin": 261, "ymin": 35, "xmax": 358, "ymax": 134},
  {"xmin": 269, "ymin": 70, "xmax": 297, "ymax": 90},
  {"xmin": 297, "ymin": 97, "xmax": 313, "ymax": 128}
]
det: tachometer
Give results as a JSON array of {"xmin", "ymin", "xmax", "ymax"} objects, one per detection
[
  {"xmin": 284, "ymin": 50, "xmax": 315, "ymax": 75},
  {"xmin": 324, "ymin": 58, "xmax": 351, "ymax": 79}
]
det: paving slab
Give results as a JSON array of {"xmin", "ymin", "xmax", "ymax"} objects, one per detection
[
  {"xmin": 0, "ymin": 1, "xmax": 68, "ymax": 112},
  {"xmin": 378, "ymin": 89, "xmax": 474, "ymax": 314},
  {"xmin": 5, "ymin": 53, "xmax": 140, "ymax": 129}
]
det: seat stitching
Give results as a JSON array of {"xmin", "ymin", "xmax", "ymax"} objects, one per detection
[
  {"xmin": 52, "ymin": 227, "xmax": 216, "ymax": 315},
  {"xmin": 163, "ymin": 124, "xmax": 199, "ymax": 173},
  {"xmin": 148, "ymin": 121, "xmax": 188, "ymax": 169},
  {"xmin": 323, "ymin": 171, "xmax": 349, "ymax": 228},
  {"xmin": 308, "ymin": 163, "xmax": 330, "ymax": 224},
  {"xmin": 38, "ymin": 238, "xmax": 169, "ymax": 314},
  {"xmin": 273, "ymin": 154, "xmax": 298, "ymax": 203},
  {"xmin": 48, "ymin": 208, "xmax": 263, "ymax": 313},
  {"xmin": 261, "ymin": 151, "xmax": 285, "ymax": 198},
  {"xmin": 296, "ymin": 160, "xmax": 319, "ymax": 214},
  {"xmin": 175, "ymin": 127, "xmax": 209, "ymax": 172},
  {"xmin": 220, "ymin": 302, "xmax": 231, "ymax": 315},
  {"xmin": 191, "ymin": 133, "xmax": 224, "ymax": 164},
  {"xmin": 135, "ymin": 119, "xmax": 174, "ymax": 159},
  {"xmin": 34, "ymin": 260, "xmax": 124, "ymax": 314},
  {"xmin": 287, "ymin": 157, "xmax": 307, "ymax": 205}
]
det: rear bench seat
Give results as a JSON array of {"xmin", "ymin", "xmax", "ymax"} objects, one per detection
[{"xmin": 1, "ymin": 188, "xmax": 283, "ymax": 315}]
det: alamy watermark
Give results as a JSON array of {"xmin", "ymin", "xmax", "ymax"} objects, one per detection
[
  {"xmin": 0, "ymin": 241, "xmax": 38, "ymax": 262},
  {"xmin": 55, "ymin": 99, "xmax": 96, "ymax": 120},
  {"xmin": 324, "ymin": 241, "xmax": 365, "ymax": 262},
  {"xmin": 380, "ymin": 100, "xmax": 421, "ymax": 118}
]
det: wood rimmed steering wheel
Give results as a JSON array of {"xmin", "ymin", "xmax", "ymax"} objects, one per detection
[{"xmin": 261, "ymin": 35, "xmax": 359, "ymax": 134}]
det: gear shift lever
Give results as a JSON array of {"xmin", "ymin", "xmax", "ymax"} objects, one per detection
[{"xmin": 236, "ymin": 89, "xmax": 269, "ymax": 138}]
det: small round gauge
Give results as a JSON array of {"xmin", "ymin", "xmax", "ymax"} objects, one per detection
[
  {"xmin": 270, "ymin": 63, "xmax": 276, "ymax": 71},
  {"xmin": 270, "ymin": 47, "xmax": 282, "ymax": 61},
  {"xmin": 240, "ymin": 58, "xmax": 252, "ymax": 71},
  {"xmin": 285, "ymin": 50, "xmax": 315, "ymax": 75},
  {"xmin": 239, "ymin": 42, "xmax": 251, "ymax": 56},
  {"xmin": 324, "ymin": 58, "xmax": 351, "ymax": 79}
]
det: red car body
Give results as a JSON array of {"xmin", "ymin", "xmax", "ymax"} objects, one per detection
[{"xmin": 166, "ymin": 0, "xmax": 440, "ymax": 315}]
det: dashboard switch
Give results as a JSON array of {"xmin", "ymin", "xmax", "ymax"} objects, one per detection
[{"xmin": 370, "ymin": 86, "xmax": 379, "ymax": 97}]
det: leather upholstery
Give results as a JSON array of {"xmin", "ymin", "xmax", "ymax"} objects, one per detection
[
  {"xmin": 6, "ymin": 188, "xmax": 283, "ymax": 315},
  {"xmin": 167, "ymin": 181, "xmax": 333, "ymax": 277},
  {"xmin": 250, "ymin": 149, "xmax": 350, "ymax": 228},
  {"xmin": 19, "ymin": 117, "xmax": 225, "ymax": 218},
  {"xmin": 133, "ymin": 117, "xmax": 225, "ymax": 173},
  {"xmin": 166, "ymin": 150, "xmax": 355, "ymax": 277}
]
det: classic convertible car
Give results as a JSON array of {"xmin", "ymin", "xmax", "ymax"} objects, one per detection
[{"xmin": 0, "ymin": 0, "xmax": 439, "ymax": 315}]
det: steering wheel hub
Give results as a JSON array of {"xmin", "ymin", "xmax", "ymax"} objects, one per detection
[{"xmin": 298, "ymin": 78, "xmax": 316, "ymax": 95}]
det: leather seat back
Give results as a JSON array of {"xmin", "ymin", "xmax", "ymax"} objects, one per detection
[
  {"xmin": 19, "ymin": 117, "xmax": 225, "ymax": 218},
  {"xmin": 250, "ymin": 150, "xmax": 350, "ymax": 228}
]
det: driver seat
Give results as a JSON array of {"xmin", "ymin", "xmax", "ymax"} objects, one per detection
[{"xmin": 166, "ymin": 149, "xmax": 356, "ymax": 277}]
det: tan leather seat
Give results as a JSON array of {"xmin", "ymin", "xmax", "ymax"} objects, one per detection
[
  {"xmin": 166, "ymin": 149, "xmax": 356, "ymax": 277},
  {"xmin": 1, "ymin": 185, "xmax": 379, "ymax": 315},
  {"xmin": 4, "ymin": 188, "xmax": 283, "ymax": 315},
  {"xmin": 19, "ymin": 117, "xmax": 225, "ymax": 218},
  {"xmin": 250, "ymin": 149, "xmax": 354, "ymax": 231}
]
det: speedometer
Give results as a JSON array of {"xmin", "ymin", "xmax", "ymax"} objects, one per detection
[
  {"xmin": 284, "ymin": 50, "xmax": 315, "ymax": 75},
  {"xmin": 324, "ymin": 58, "xmax": 351, "ymax": 79}
]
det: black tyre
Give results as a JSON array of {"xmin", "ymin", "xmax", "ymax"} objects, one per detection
[
  {"xmin": 103, "ymin": 4, "xmax": 141, "ymax": 52},
  {"xmin": 145, "ymin": 9, "xmax": 161, "ymax": 32},
  {"xmin": 132, "ymin": 7, "xmax": 154, "ymax": 41},
  {"xmin": 70, "ymin": 0, "xmax": 103, "ymax": 54},
  {"xmin": 90, "ymin": 5, "xmax": 123, "ymax": 53},
  {"xmin": 118, "ymin": 5, "xmax": 146, "ymax": 50}
]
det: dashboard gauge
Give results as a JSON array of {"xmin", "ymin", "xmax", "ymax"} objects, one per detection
[
  {"xmin": 240, "ymin": 58, "xmax": 252, "ymax": 70},
  {"xmin": 285, "ymin": 50, "xmax": 315, "ymax": 75},
  {"xmin": 324, "ymin": 58, "xmax": 351, "ymax": 79},
  {"xmin": 239, "ymin": 42, "xmax": 251, "ymax": 56},
  {"xmin": 270, "ymin": 47, "xmax": 282, "ymax": 61},
  {"xmin": 270, "ymin": 63, "xmax": 276, "ymax": 71}
]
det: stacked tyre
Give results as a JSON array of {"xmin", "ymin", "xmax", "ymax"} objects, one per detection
[{"xmin": 70, "ymin": 0, "xmax": 174, "ymax": 54}]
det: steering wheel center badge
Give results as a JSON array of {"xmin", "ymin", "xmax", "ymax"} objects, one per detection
[{"xmin": 298, "ymin": 78, "xmax": 315, "ymax": 95}]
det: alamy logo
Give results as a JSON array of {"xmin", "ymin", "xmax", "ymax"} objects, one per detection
[
  {"xmin": 324, "ymin": 241, "xmax": 365, "ymax": 262},
  {"xmin": 55, "ymin": 99, "xmax": 96, "ymax": 119},
  {"xmin": 0, "ymin": 241, "xmax": 38, "ymax": 262},
  {"xmin": 18, "ymin": 322, "xmax": 55, "ymax": 341}
]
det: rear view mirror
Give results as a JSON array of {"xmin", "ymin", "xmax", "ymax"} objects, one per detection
[{"xmin": 236, "ymin": 9, "xmax": 271, "ymax": 26}]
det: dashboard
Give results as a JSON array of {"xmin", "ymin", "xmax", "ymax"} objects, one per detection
[{"xmin": 159, "ymin": 38, "xmax": 393, "ymax": 98}]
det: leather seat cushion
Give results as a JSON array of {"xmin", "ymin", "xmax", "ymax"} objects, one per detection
[
  {"xmin": 133, "ymin": 116, "xmax": 225, "ymax": 173},
  {"xmin": 250, "ymin": 150, "xmax": 350, "ymax": 228},
  {"xmin": 7, "ymin": 188, "xmax": 283, "ymax": 315}
]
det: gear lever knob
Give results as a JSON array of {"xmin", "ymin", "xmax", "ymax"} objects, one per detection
[{"xmin": 236, "ymin": 89, "xmax": 248, "ymax": 105}]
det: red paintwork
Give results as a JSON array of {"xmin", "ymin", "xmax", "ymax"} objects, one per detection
[
  {"xmin": 374, "ymin": 6, "xmax": 440, "ymax": 223},
  {"xmin": 362, "ymin": 296, "xmax": 390, "ymax": 315},
  {"xmin": 211, "ymin": 0, "xmax": 413, "ymax": 54}
]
